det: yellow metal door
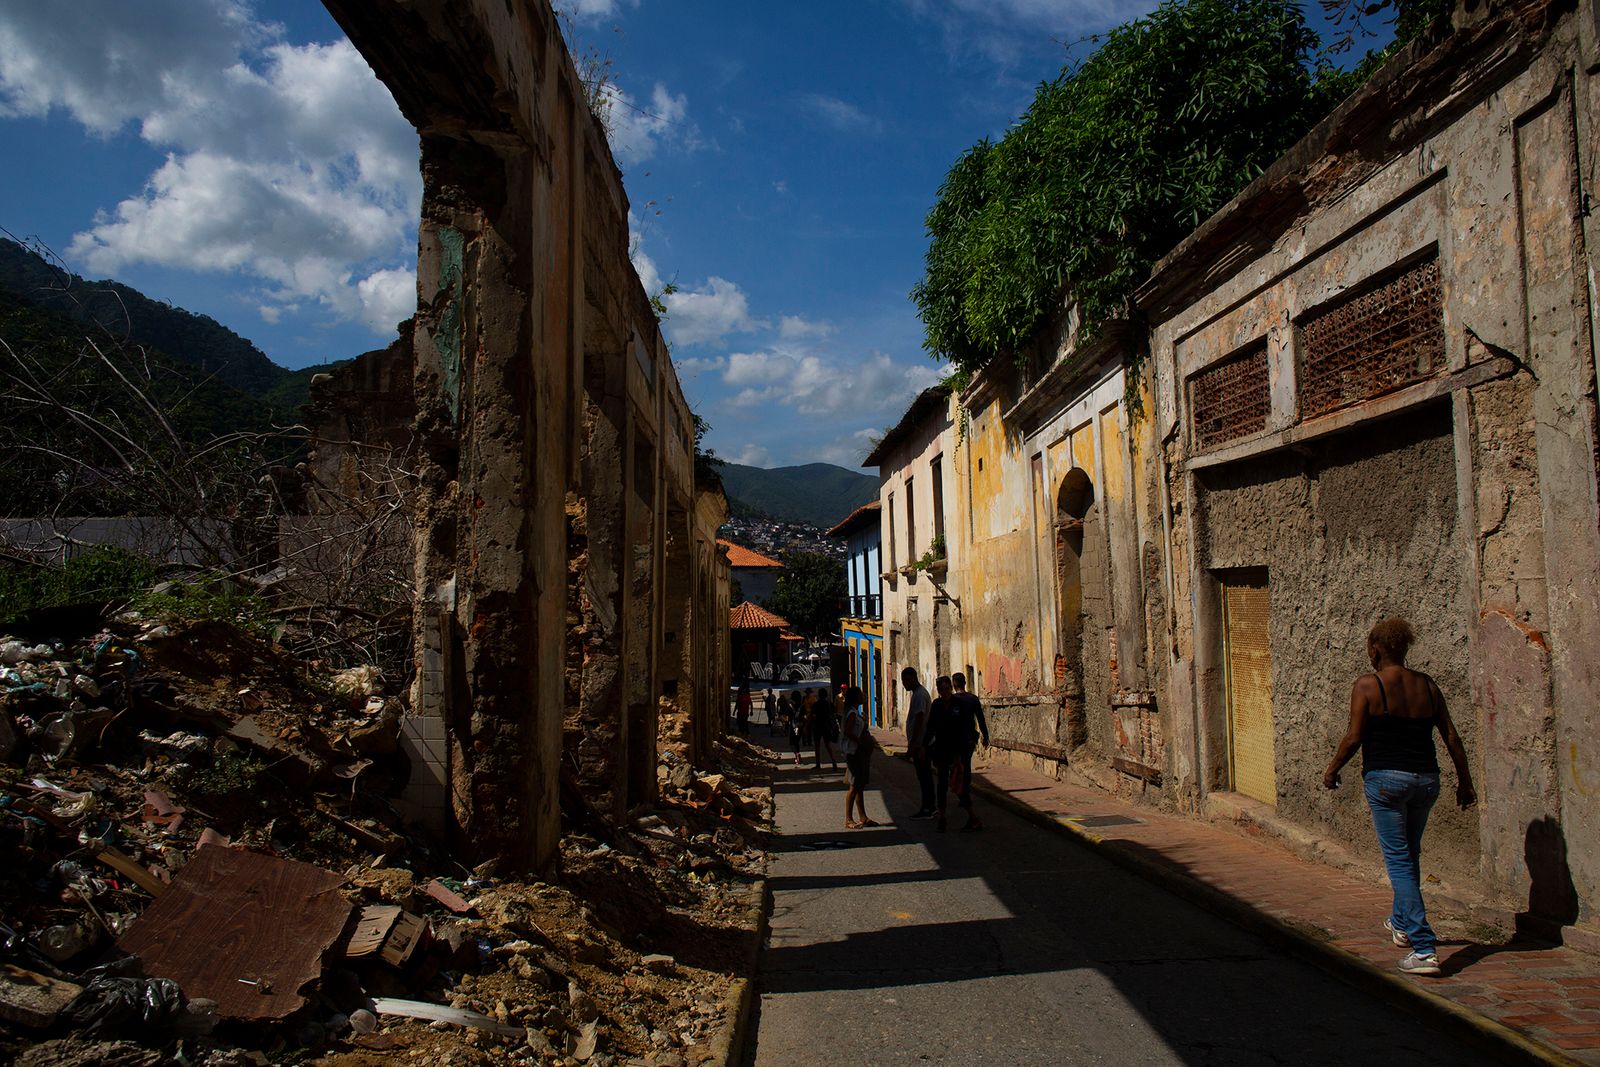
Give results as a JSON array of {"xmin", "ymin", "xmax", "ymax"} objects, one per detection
[{"xmin": 1222, "ymin": 571, "xmax": 1276, "ymax": 805}]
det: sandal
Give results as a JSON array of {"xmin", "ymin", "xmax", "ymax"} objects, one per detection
[{"xmin": 845, "ymin": 820, "xmax": 863, "ymax": 829}]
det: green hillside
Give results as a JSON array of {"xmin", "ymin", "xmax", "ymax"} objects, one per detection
[
  {"xmin": 714, "ymin": 461, "xmax": 877, "ymax": 528},
  {"xmin": 0, "ymin": 238, "xmax": 345, "ymax": 419},
  {"xmin": 0, "ymin": 288, "xmax": 296, "ymax": 516}
]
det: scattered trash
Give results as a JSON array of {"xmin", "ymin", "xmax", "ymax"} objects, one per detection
[
  {"xmin": 0, "ymin": 614, "xmax": 771, "ymax": 1063},
  {"xmin": 422, "ymin": 877, "xmax": 472, "ymax": 914},
  {"xmin": 370, "ymin": 996, "xmax": 524, "ymax": 1037},
  {"xmin": 139, "ymin": 789, "xmax": 184, "ymax": 832},
  {"xmin": 58, "ymin": 971, "xmax": 183, "ymax": 1037}
]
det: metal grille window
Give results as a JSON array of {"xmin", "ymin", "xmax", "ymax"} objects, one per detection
[
  {"xmin": 1298, "ymin": 256, "xmax": 1444, "ymax": 419},
  {"xmin": 1190, "ymin": 343, "xmax": 1269, "ymax": 451}
]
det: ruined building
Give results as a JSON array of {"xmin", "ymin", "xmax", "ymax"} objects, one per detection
[
  {"xmin": 876, "ymin": 0, "xmax": 1600, "ymax": 936},
  {"xmin": 312, "ymin": 0, "xmax": 731, "ymax": 873}
]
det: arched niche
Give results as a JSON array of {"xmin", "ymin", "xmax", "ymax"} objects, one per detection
[{"xmin": 1053, "ymin": 466, "xmax": 1094, "ymax": 748}]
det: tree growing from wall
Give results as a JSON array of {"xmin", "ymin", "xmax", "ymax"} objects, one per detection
[{"xmin": 767, "ymin": 551, "xmax": 845, "ymax": 641}]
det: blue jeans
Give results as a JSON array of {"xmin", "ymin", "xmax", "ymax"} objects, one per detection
[{"xmin": 1363, "ymin": 769, "xmax": 1441, "ymax": 955}]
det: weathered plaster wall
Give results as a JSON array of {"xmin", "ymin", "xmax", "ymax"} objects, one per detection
[
  {"xmin": 1139, "ymin": 0, "xmax": 1600, "ymax": 924},
  {"xmin": 1196, "ymin": 407, "xmax": 1479, "ymax": 880},
  {"xmin": 877, "ymin": 400, "xmax": 957, "ymax": 729}
]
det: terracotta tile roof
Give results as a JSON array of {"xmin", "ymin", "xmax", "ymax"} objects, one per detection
[
  {"xmin": 825, "ymin": 499, "xmax": 881, "ymax": 538},
  {"xmin": 718, "ymin": 539, "xmax": 784, "ymax": 568},
  {"xmin": 729, "ymin": 601, "xmax": 789, "ymax": 629}
]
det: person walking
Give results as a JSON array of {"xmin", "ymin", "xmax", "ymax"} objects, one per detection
[
  {"xmin": 1323, "ymin": 617, "xmax": 1476, "ymax": 976},
  {"xmin": 800, "ymin": 688, "xmax": 816, "ymax": 747},
  {"xmin": 763, "ymin": 689, "xmax": 777, "ymax": 734},
  {"xmin": 901, "ymin": 667, "xmax": 936, "ymax": 818},
  {"xmin": 811, "ymin": 687, "xmax": 840, "ymax": 771},
  {"xmin": 783, "ymin": 695, "xmax": 803, "ymax": 766},
  {"xmin": 933, "ymin": 672, "xmax": 988, "ymax": 832},
  {"xmin": 734, "ymin": 684, "xmax": 752, "ymax": 737},
  {"xmin": 840, "ymin": 685, "xmax": 877, "ymax": 829}
]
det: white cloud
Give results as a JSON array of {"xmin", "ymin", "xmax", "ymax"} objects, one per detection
[
  {"xmin": 556, "ymin": 0, "xmax": 640, "ymax": 20},
  {"xmin": 718, "ymin": 349, "xmax": 940, "ymax": 420},
  {"xmin": 674, "ymin": 355, "xmax": 728, "ymax": 378},
  {"xmin": 730, "ymin": 443, "xmax": 770, "ymax": 467},
  {"xmin": 0, "ymin": 1, "xmax": 420, "ymax": 336},
  {"xmin": 903, "ymin": 0, "xmax": 1152, "ymax": 28},
  {"xmin": 799, "ymin": 93, "xmax": 881, "ymax": 133},
  {"xmin": 600, "ymin": 81, "xmax": 694, "ymax": 166},
  {"xmin": 661, "ymin": 276, "xmax": 765, "ymax": 347},
  {"xmin": 779, "ymin": 315, "xmax": 833, "ymax": 340},
  {"xmin": 807, "ymin": 428, "xmax": 882, "ymax": 469}
]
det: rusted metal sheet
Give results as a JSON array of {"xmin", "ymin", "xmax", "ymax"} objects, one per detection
[{"xmin": 117, "ymin": 847, "xmax": 350, "ymax": 1020}]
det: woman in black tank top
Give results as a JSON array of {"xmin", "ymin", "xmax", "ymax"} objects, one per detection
[{"xmin": 1323, "ymin": 618, "xmax": 1476, "ymax": 976}]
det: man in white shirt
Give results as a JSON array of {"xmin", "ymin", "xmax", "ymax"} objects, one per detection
[{"xmin": 902, "ymin": 667, "xmax": 935, "ymax": 818}]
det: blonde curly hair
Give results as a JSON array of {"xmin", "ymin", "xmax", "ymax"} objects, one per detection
[{"xmin": 1367, "ymin": 617, "xmax": 1416, "ymax": 662}]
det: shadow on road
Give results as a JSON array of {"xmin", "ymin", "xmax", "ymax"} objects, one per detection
[{"xmin": 750, "ymin": 748, "xmax": 1505, "ymax": 1066}]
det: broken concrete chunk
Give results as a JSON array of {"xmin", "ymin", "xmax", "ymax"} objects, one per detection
[
  {"xmin": 640, "ymin": 953, "xmax": 676, "ymax": 974},
  {"xmin": 0, "ymin": 964, "xmax": 83, "ymax": 1029}
]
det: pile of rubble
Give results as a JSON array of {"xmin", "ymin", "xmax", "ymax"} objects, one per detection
[{"xmin": 0, "ymin": 612, "xmax": 771, "ymax": 1066}]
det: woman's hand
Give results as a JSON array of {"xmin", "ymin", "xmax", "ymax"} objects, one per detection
[{"xmin": 1456, "ymin": 782, "xmax": 1477, "ymax": 809}]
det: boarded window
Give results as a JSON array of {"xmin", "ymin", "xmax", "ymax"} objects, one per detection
[
  {"xmin": 1298, "ymin": 255, "xmax": 1444, "ymax": 420},
  {"xmin": 1190, "ymin": 343, "xmax": 1269, "ymax": 451}
]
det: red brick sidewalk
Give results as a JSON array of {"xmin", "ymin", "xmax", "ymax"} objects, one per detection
[{"xmin": 881, "ymin": 731, "xmax": 1600, "ymax": 1066}]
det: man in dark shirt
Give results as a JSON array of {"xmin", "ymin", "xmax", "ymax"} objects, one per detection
[
  {"xmin": 902, "ymin": 668, "xmax": 935, "ymax": 817},
  {"xmin": 932, "ymin": 672, "xmax": 988, "ymax": 832}
]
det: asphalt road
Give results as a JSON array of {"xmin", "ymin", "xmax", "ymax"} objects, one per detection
[{"xmin": 748, "ymin": 747, "xmax": 1502, "ymax": 1067}]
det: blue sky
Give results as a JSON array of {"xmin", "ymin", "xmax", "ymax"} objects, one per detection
[{"xmin": 0, "ymin": 0, "xmax": 1361, "ymax": 469}]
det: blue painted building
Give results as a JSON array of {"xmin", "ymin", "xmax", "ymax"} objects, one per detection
[{"xmin": 826, "ymin": 501, "xmax": 884, "ymax": 726}]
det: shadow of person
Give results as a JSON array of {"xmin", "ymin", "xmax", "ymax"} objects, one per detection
[{"xmin": 1517, "ymin": 815, "xmax": 1580, "ymax": 943}]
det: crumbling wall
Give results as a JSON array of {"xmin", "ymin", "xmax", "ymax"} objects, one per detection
[{"xmin": 321, "ymin": 0, "xmax": 729, "ymax": 871}]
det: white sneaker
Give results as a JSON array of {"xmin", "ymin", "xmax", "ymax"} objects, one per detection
[
  {"xmin": 1385, "ymin": 919, "xmax": 1411, "ymax": 947},
  {"xmin": 1398, "ymin": 951, "xmax": 1441, "ymax": 976}
]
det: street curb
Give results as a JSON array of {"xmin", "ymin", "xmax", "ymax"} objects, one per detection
[
  {"xmin": 969, "ymin": 776, "xmax": 1585, "ymax": 1067},
  {"xmin": 708, "ymin": 874, "xmax": 771, "ymax": 1066}
]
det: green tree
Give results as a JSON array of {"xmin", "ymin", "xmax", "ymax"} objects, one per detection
[
  {"xmin": 767, "ymin": 551, "xmax": 845, "ymax": 640},
  {"xmin": 912, "ymin": 0, "xmax": 1390, "ymax": 392}
]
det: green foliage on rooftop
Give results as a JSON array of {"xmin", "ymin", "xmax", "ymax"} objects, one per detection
[{"xmin": 911, "ymin": 0, "xmax": 1428, "ymax": 387}]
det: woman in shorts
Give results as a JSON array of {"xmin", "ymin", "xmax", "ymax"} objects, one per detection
[{"xmin": 840, "ymin": 686, "xmax": 876, "ymax": 829}]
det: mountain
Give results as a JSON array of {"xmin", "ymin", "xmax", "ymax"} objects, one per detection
[
  {"xmin": 0, "ymin": 238, "xmax": 346, "ymax": 417},
  {"xmin": 714, "ymin": 461, "xmax": 877, "ymax": 528}
]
